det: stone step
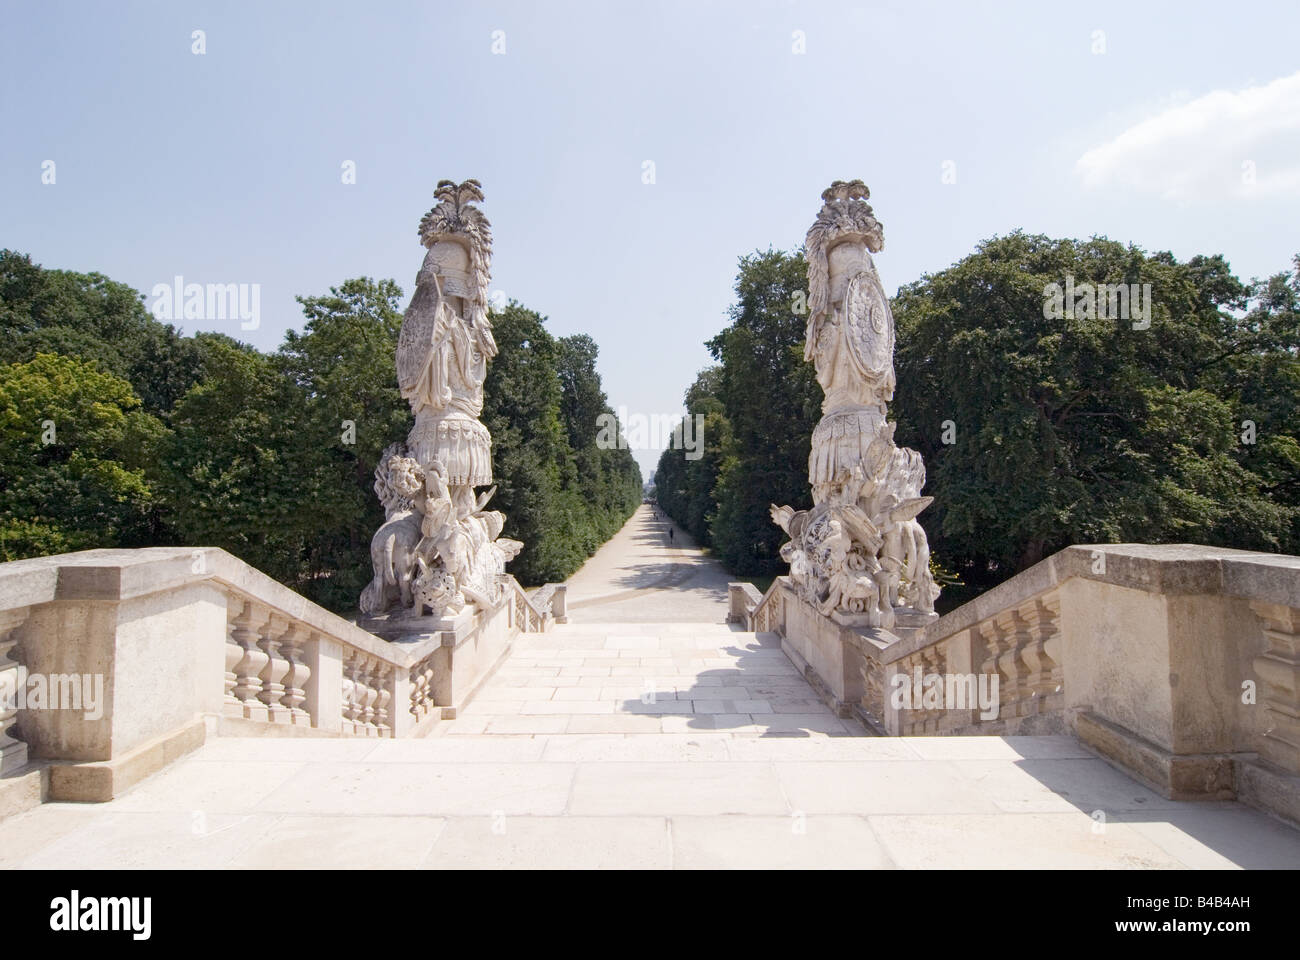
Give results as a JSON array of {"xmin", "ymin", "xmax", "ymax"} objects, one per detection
[
  {"xmin": 0, "ymin": 763, "xmax": 46, "ymax": 821},
  {"xmin": 5, "ymin": 731, "xmax": 1298, "ymax": 868}
]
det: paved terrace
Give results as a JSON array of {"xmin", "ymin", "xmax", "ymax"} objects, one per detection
[
  {"xmin": 561, "ymin": 504, "xmax": 734, "ymax": 622},
  {"xmin": 1, "ymin": 507, "xmax": 1297, "ymax": 868}
]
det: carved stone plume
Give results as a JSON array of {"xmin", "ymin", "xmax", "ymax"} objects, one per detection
[
  {"xmin": 771, "ymin": 181, "xmax": 939, "ymax": 629},
  {"xmin": 359, "ymin": 180, "xmax": 522, "ymax": 622}
]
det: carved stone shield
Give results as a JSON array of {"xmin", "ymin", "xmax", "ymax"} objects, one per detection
[
  {"xmin": 396, "ymin": 282, "xmax": 440, "ymax": 399},
  {"xmin": 843, "ymin": 270, "xmax": 895, "ymax": 382}
]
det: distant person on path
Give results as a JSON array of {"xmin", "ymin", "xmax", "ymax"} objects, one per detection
[{"xmin": 669, "ymin": 527, "xmax": 674, "ymax": 543}]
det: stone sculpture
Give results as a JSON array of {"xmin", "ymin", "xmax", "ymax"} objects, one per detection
[
  {"xmin": 359, "ymin": 180, "xmax": 522, "ymax": 621},
  {"xmin": 771, "ymin": 180, "xmax": 939, "ymax": 629}
]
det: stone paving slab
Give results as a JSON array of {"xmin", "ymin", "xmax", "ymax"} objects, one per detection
[
  {"xmin": 464, "ymin": 622, "xmax": 849, "ymax": 736},
  {"xmin": 560, "ymin": 505, "xmax": 734, "ymax": 623},
  {"xmin": 4, "ymin": 732, "xmax": 1299, "ymax": 868}
]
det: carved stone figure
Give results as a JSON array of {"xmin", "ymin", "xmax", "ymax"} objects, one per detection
[
  {"xmin": 359, "ymin": 443, "xmax": 425, "ymax": 614},
  {"xmin": 359, "ymin": 180, "xmax": 522, "ymax": 621},
  {"xmin": 771, "ymin": 181, "xmax": 939, "ymax": 628}
]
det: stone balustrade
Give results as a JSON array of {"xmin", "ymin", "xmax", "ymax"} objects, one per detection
[
  {"xmin": 528, "ymin": 582, "xmax": 567, "ymax": 625},
  {"xmin": 727, "ymin": 582, "xmax": 764, "ymax": 627},
  {"xmin": 0, "ymin": 607, "xmax": 28, "ymax": 777},
  {"xmin": 735, "ymin": 543, "xmax": 1300, "ymax": 826},
  {"xmin": 510, "ymin": 578, "xmax": 562, "ymax": 633},
  {"xmin": 0, "ymin": 546, "xmax": 557, "ymax": 815}
]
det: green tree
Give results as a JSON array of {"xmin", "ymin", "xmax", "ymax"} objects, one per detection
[
  {"xmin": 0, "ymin": 253, "xmax": 644, "ymax": 607},
  {"xmin": 158, "ymin": 338, "xmax": 314, "ymax": 588},
  {"xmin": 891, "ymin": 233, "xmax": 1299, "ymax": 595},
  {"xmin": 0, "ymin": 353, "xmax": 165, "ymax": 559},
  {"xmin": 702, "ymin": 250, "xmax": 820, "ymax": 574},
  {"xmin": 482, "ymin": 305, "xmax": 642, "ymax": 584},
  {"xmin": 481, "ymin": 303, "xmax": 578, "ymax": 582},
  {"xmin": 276, "ymin": 278, "xmax": 409, "ymax": 607},
  {"xmin": 0, "ymin": 250, "xmax": 207, "ymax": 417},
  {"xmin": 556, "ymin": 333, "xmax": 642, "ymax": 550},
  {"xmin": 654, "ymin": 367, "xmax": 732, "ymax": 547}
]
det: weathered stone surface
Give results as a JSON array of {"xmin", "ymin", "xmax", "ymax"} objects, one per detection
[
  {"xmin": 360, "ymin": 180, "xmax": 522, "ymax": 622},
  {"xmin": 771, "ymin": 181, "xmax": 938, "ymax": 629}
]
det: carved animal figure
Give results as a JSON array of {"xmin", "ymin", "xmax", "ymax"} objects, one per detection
[
  {"xmin": 360, "ymin": 445, "xmax": 427, "ymax": 616},
  {"xmin": 360, "ymin": 510, "xmax": 422, "ymax": 614}
]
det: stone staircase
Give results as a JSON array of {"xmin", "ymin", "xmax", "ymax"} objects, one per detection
[
  {"xmin": 4, "ymin": 540, "xmax": 1300, "ymax": 867},
  {"xmin": 4, "ymin": 617, "xmax": 1300, "ymax": 867},
  {"xmin": 439, "ymin": 621, "xmax": 862, "ymax": 737}
]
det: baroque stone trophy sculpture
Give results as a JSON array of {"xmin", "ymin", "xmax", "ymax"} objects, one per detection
[
  {"xmin": 770, "ymin": 180, "xmax": 939, "ymax": 633},
  {"xmin": 359, "ymin": 179, "xmax": 522, "ymax": 633}
]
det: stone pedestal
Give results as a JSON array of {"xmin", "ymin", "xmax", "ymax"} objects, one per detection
[
  {"xmin": 357, "ymin": 607, "xmax": 474, "ymax": 644},
  {"xmin": 364, "ymin": 598, "xmax": 514, "ymax": 721}
]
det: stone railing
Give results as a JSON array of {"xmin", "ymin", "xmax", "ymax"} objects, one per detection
[
  {"xmin": 505, "ymin": 577, "xmax": 564, "ymax": 633},
  {"xmin": 727, "ymin": 582, "xmax": 765, "ymax": 627},
  {"xmin": 221, "ymin": 587, "xmax": 410, "ymax": 740},
  {"xmin": 528, "ymin": 582, "xmax": 567, "ymax": 625},
  {"xmin": 869, "ymin": 587, "xmax": 1064, "ymax": 738},
  {"xmin": 0, "ymin": 546, "xmax": 554, "ymax": 813},
  {"xmin": 751, "ymin": 544, "xmax": 1300, "ymax": 826}
]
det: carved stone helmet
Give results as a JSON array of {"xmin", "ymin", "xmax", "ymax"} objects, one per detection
[{"xmin": 423, "ymin": 238, "xmax": 475, "ymax": 300}]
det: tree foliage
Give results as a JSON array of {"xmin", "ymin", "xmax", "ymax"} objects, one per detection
[
  {"xmin": 0, "ymin": 254, "xmax": 641, "ymax": 611},
  {"xmin": 659, "ymin": 237, "xmax": 1300, "ymax": 604},
  {"xmin": 892, "ymin": 234, "xmax": 1299, "ymax": 596},
  {"xmin": 0, "ymin": 250, "xmax": 206, "ymax": 416},
  {"xmin": 658, "ymin": 250, "xmax": 818, "ymax": 574},
  {"xmin": 483, "ymin": 305, "xmax": 642, "ymax": 584},
  {"xmin": 0, "ymin": 353, "xmax": 165, "ymax": 559}
]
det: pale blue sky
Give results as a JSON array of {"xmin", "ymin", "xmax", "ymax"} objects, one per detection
[{"xmin": 4, "ymin": 0, "xmax": 1299, "ymax": 476}]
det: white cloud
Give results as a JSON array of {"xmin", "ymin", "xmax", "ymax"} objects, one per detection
[{"xmin": 1076, "ymin": 71, "xmax": 1300, "ymax": 202}]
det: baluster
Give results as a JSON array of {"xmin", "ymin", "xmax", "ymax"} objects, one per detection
[
  {"xmin": 860, "ymin": 655, "xmax": 884, "ymax": 725},
  {"xmin": 231, "ymin": 600, "xmax": 270, "ymax": 721},
  {"xmin": 258, "ymin": 615, "xmax": 292, "ymax": 724},
  {"xmin": 341, "ymin": 650, "xmax": 360, "ymax": 734},
  {"xmin": 409, "ymin": 662, "xmax": 426, "ymax": 721},
  {"xmin": 926, "ymin": 643, "xmax": 946, "ymax": 733},
  {"xmin": 992, "ymin": 610, "xmax": 1026, "ymax": 719},
  {"xmin": 1041, "ymin": 593, "xmax": 1063, "ymax": 700},
  {"xmin": 223, "ymin": 597, "xmax": 243, "ymax": 716},
  {"xmin": 359, "ymin": 657, "xmax": 379, "ymax": 735},
  {"xmin": 1019, "ymin": 594, "xmax": 1063, "ymax": 712},
  {"xmin": 279, "ymin": 625, "xmax": 312, "ymax": 725},
  {"xmin": 1248, "ymin": 601, "xmax": 1300, "ymax": 775},
  {"xmin": 900, "ymin": 654, "xmax": 920, "ymax": 735},
  {"xmin": 923, "ymin": 645, "xmax": 943, "ymax": 733},
  {"xmin": 373, "ymin": 662, "xmax": 392, "ymax": 736},
  {"xmin": 0, "ymin": 607, "xmax": 30, "ymax": 773},
  {"xmin": 975, "ymin": 620, "xmax": 1004, "ymax": 726},
  {"xmin": 915, "ymin": 652, "xmax": 932, "ymax": 734},
  {"xmin": 417, "ymin": 658, "xmax": 436, "ymax": 719}
]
